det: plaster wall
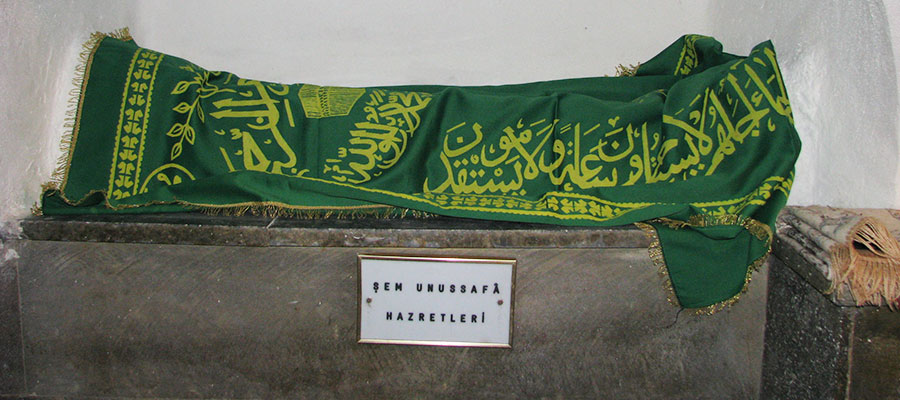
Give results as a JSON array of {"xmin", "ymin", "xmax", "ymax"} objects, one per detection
[
  {"xmin": 884, "ymin": 0, "xmax": 900, "ymax": 202},
  {"xmin": 129, "ymin": 0, "xmax": 713, "ymax": 87},
  {"xmin": 1, "ymin": 1, "xmax": 898, "ymax": 236},
  {"xmin": 709, "ymin": 0, "xmax": 900, "ymax": 208},
  {"xmin": 0, "ymin": 1, "xmax": 135, "ymax": 236}
]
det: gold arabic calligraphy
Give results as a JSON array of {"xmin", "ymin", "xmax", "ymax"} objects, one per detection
[{"xmin": 424, "ymin": 46, "xmax": 792, "ymax": 200}]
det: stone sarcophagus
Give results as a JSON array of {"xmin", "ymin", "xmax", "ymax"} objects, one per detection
[{"xmin": 1, "ymin": 214, "xmax": 770, "ymax": 399}]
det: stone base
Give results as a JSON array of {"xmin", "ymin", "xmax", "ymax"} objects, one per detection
[{"xmin": 0, "ymin": 215, "xmax": 768, "ymax": 399}]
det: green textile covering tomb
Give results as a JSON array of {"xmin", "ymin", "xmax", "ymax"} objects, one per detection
[{"xmin": 41, "ymin": 30, "xmax": 801, "ymax": 310}]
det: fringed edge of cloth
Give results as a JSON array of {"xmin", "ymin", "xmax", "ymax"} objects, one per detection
[
  {"xmin": 635, "ymin": 214, "xmax": 772, "ymax": 314},
  {"xmin": 635, "ymin": 222, "xmax": 682, "ymax": 308},
  {"xmin": 615, "ymin": 63, "xmax": 640, "ymax": 77},
  {"xmin": 39, "ymin": 188, "xmax": 437, "ymax": 220},
  {"xmin": 35, "ymin": 28, "xmax": 133, "ymax": 216},
  {"xmin": 830, "ymin": 217, "xmax": 900, "ymax": 309},
  {"xmin": 195, "ymin": 203, "xmax": 436, "ymax": 220}
]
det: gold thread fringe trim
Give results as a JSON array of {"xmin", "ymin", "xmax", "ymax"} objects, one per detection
[
  {"xmin": 640, "ymin": 213, "xmax": 775, "ymax": 314},
  {"xmin": 195, "ymin": 204, "xmax": 437, "ymax": 220},
  {"xmin": 693, "ymin": 251, "xmax": 768, "ymax": 315},
  {"xmin": 830, "ymin": 218, "xmax": 900, "ymax": 309},
  {"xmin": 37, "ymin": 28, "xmax": 132, "ymax": 216},
  {"xmin": 684, "ymin": 213, "xmax": 773, "ymax": 244},
  {"xmin": 615, "ymin": 63, "xmax": 641, "ymax": 77},
  {"xmin": 635, "ymin": 222, "xmax": 681, "ymax": 307},
  {"xmin": 38, "ymin": 183, "xmax": 440, "ymax": 220}
]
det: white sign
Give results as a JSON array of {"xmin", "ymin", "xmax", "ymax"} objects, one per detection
[{"xmin": 357, "ymin": 254, "xmax": 516, "ymax": 348}]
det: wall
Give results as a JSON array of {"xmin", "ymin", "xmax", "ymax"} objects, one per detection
[
  {"xmin": 1, "ymin": 1, "xmax": 898, "ymax": 236},
  {"xmin": 885, "ymin": 0, "xmax": 900, "ymax": 203},
  {"xmin": 709, "ymin": 0, "xmax": 900, "ymax": 208},
  {"xmin": 129, "ymin": 0, "xmax": 713, "ymax": 87},
  {"xmin": 0, "ymin": 1, "xmax": 135, "ymax": 237}
]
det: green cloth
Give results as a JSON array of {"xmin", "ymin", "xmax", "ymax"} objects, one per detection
[{"xmin": 43, "ymin": 33, "xmax": 801, "ymax": 309}]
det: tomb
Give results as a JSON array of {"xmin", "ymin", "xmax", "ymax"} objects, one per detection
[{"xmin": 3, "ymin": 213, "xmax": 768, "ymax": 398}]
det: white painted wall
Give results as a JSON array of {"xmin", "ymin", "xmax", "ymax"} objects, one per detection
[
  {"xmin": 1, "ymin": 1, "xmax": 898, "ymax": 236},
  {"xmin": 709, "ymin": 0, "xmax": 900, "ymax": 208},
  {"xmin": 884, "ymin": 0, "xmax": 900, "ymax": 205},
  {"xmin": 0, "ymin": 1, "xmax": 135, "ymax": 236},
  {"xmin": 129, "ymin": 0, "xmax": 713, "ymax": 86}
]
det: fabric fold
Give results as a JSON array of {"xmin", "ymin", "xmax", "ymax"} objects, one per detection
[{"xmin": 41, "ymin": 30, "xmax": 802, "ymax": 310}]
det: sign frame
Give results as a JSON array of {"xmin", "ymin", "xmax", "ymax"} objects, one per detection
[{"xmin": 357, "ymin": 254, "xmax": 516, "ymax": 348}]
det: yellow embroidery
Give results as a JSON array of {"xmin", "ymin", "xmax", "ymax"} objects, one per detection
[
  {"xmin": 323, "ymin": 89, "xmax": 432, "ymax": 183},
  {"xmin": 299, "ymin": 84, "xmax": 365, "ymax": 118},
  {"xmin": 108, "ymin": 49, "xmax": 163, "ymax": 200},
  {"xmin": 155, "ymin": 65, "xmax": 307, "ymax": 186},
  {"xmin": 674, "ymin": 34, "xmax": 707, "ymax": 76},
  {"xmin": 418, "ymin": 191, "xmax": 646, "ymax": 221},
  {"xmin": 164, "ymin": 65, "xmax": 234, "ymax": 161},
  {"xmin": 208, "ymin": 80, "xmax": 301, "ymax": 176},
  {"xmin": 143, "ymin": 64, "xmax": 244, "ymax": 193},
  {"xmin": 138, "ymin": 163, "xmax": 196, "ymax": 193},
  {"xmin": 411, "ymin": 46, "xmax": 793, "ymax": 220},
  {"xmin": 692, "ymin": 173, "xmax": 793, "ymax": 217},
  {"xmin": 128, "ymin": 37, "xmax": 792, "ymax": 225}
]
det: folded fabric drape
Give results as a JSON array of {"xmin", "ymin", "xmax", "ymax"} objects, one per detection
[{"xmin": 42, "ymin": 30, "xmax": 801, "ymax": 310}]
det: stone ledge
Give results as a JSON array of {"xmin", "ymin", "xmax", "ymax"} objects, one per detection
[{"xmin": 20, "ymin": 213, "xmax": 649, "ymax": 249}]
